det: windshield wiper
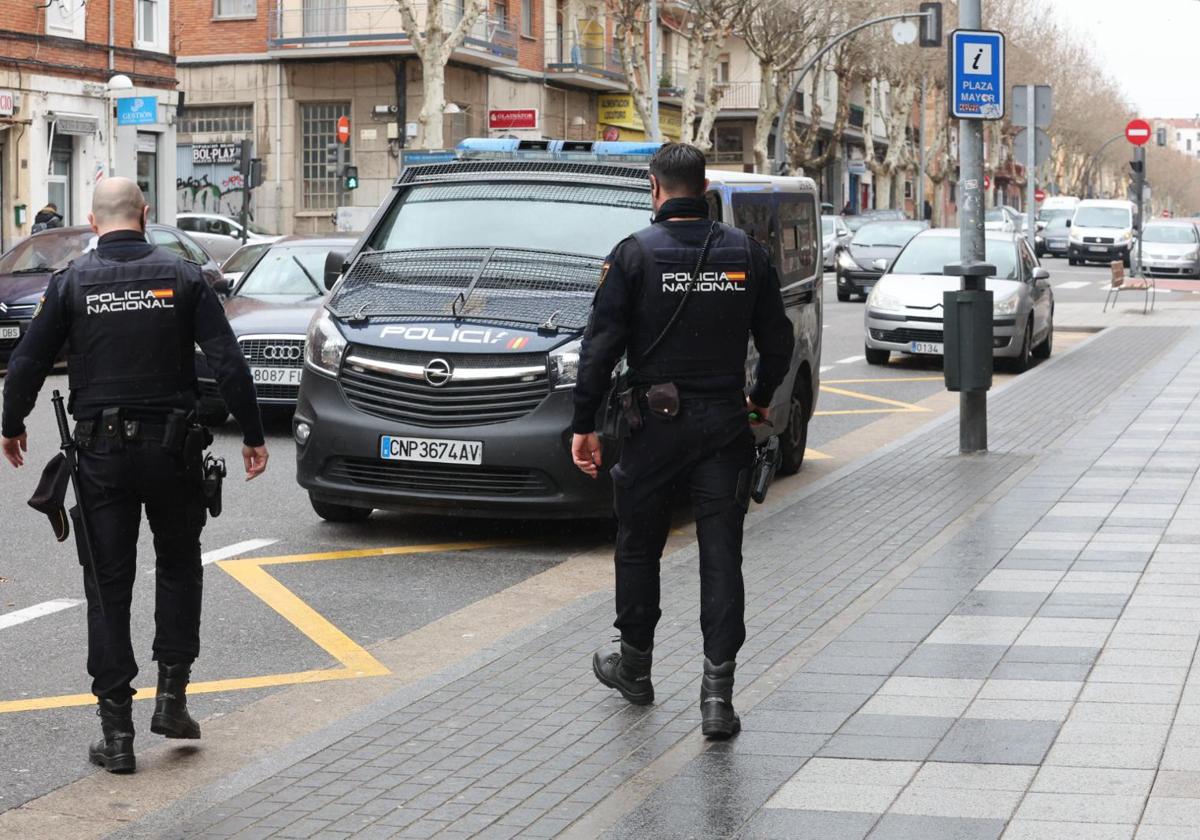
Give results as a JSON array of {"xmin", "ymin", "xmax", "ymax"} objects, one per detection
[{"xmin": 291, "ymin": 255, "xmax": 323, "ymax": 295}]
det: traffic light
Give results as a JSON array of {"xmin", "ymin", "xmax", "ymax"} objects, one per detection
[
  {"xmin": 233, "ymin": 138, "xmax": 252, "ymax": 178},
  {"xmin": 919, "ymin": 2, "xmax": 943, "ymax": 48},
  {"xmin": 326, "ymin": 143, "xmax": 342, "ymax": 176},
  {"xmin": 1130, "ymin": 159, "xmax": 1144, "ymax": 175},
  {"xmin": 1157, "ymin": 127, "xmax": 1168, "ymax": 147},
  {"xmin": 342, "ymin": 165, "xmax": 359, "ymax": 191},
  {"xmin": 248, "ymin": 158, "xmax": 265, "ymax": 190}
]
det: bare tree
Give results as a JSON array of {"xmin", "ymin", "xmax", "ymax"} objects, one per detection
[
  {"xmin": 608, "ymin": 0, "xmax": 659, "ymax": 141},
  {"xmin": 676, "ymin": 0, "xmax": 744, "ymax": 149},
  {"xmin": 786, "ymin": 23, "xmax": 864, "ymax": 180},
  {"xmin": 395, "ymin": 0, "xmax": 489, "ymax": 149}
]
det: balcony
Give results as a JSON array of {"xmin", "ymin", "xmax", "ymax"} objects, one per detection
[
  {"xmin": 546, "ymin": 33, "xmax": 626, "ymax": 90},
  {"xmin": 268, "ymin": 0, "xmax": 517, "ymax": 62}
]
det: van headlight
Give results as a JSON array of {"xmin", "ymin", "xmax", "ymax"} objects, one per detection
[
  {"xmin": 994, "ymin": 294, "xmax": 1020, "ymax": 316},
  {"xmin": 549, "ymin": 338, "xmax": 582, "ymax": 389},
  {"xmin": 305, "ymin": 309, "xmax": 347, "ymax": 376},
  {"xmin": 1118, "ymin": 229, "xmax": 1133, "ymax": 244}
]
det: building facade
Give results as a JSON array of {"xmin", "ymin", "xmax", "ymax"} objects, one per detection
[{"xmin": 0, "ymin": 0, "xmax": 179, "ymax": 250}]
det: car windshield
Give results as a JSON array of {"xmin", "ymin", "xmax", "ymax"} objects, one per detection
[
  {"xmin": 1045, "ymin": 217, "xmax": 1070, "ymax": 232},
  {"xmin": 852, "ymin": 222, "xmax": 927, "ymax": 248},
  {"xmin": 0, "ymin": 229, "xmax": 94, "ymax": 274},
  {"xmin": 368, "ymin": 182, "xmax": 652, "ymax": 258},
  {"xmin": 235, "ymin": 245, "xmax": 330, "ymax": 296},
  {"xmin": 1039, "ymin": 208, "xmax": 1073, "ymax": 222},
  {"xmin": 1074, "ymin": 207, "xmax": 1130, "ymax": 228},
  {"xmin": 222, "ymin": 243, "xmax": 269, "ymax": 274},
  {"xmin": 1142, "ymin": 225, "xmax": 1198, "ymax": 244},
  {"xmin": 890, "ymin": 235, "xmax": 1019, "ymax": 280},
  {"xmin": 822, "ymin": 217, "xmax": 836, "ymax": 236}
]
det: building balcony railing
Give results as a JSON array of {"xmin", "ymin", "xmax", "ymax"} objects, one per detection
[
  {"xmin": 268, "ymin": 0, "xmax": 516, "ymax": 59},
  {"xmin": 546, "ymin": 40, "xmax": 625, "ymax": 83}
]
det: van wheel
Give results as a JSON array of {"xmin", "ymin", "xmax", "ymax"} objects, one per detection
[
  {"xmin": 310, "ymin": 494, "xmax": 373, "ymax": 523},
  {"xmin": 777, "ymin": 376, "xmax": 813, "ymax": 477},
  {"xmin": 865, "ymin": 346, "xmax": 890, "ymax": 366}
]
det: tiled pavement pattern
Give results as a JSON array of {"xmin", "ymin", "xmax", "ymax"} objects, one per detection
[{"xmin": 165, "ymin": 326, "xmax": 1200, "ymax": 840}]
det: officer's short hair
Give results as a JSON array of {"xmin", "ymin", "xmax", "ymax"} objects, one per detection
[{"xmin": 648, "ymin": 143, "xmax": 706, "ymax": 197}]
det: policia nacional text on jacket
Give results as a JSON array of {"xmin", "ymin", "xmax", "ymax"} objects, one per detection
[
  {"xmin": 570, "ymin": 143, "xmax": 794, "ymax": 739},
  {"xmin": 1, "ymin": 177, "xmax": 269, "ymax": 774}
]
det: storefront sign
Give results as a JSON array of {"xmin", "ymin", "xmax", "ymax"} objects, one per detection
[
  {"xmin": 488, "ymin": 109, "xmax": 538, "ymax": 130},
  {"xmin": 116, "ymin": 96, "xmax": 158, "ymax": 126},
  {"xmin": 54, "ymin": 115, "xmax": 99, "ymax": 135},
  {"xmin": 192, "ymin": 142, "xmax": 240, "ymax": 165},
  {"xmin": 0, "ymin": 90, "xmax": 14, "ymax": 117},
  {"xmin": 596, "ymin": 94, "xmax": 681, "ymax": 141}
]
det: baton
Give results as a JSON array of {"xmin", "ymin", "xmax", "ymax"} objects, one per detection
[{"xmin": 52, "ymin": 390, "xmax": 105, "ymax": 617}]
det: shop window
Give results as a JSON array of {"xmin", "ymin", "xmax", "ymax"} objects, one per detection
[
  {"xmin": 178, "ymin": 104, "xmax": 253, "ymax": 136},
  {"xmin": 214, "ymin": 0, "xmax": 256, "ymax": 18},
  {"xmin": 301, "ymin": 102, "xmax": 351, "ymax": 210}
]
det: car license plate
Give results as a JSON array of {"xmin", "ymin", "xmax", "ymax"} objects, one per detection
[
  {"xmin": 251, "ymin": 367, "xmax": 303, "ymax": 386},
  {"xmin": 380, "ymin": 436, "xmax": 483, "ymax": 465},
  {"xmin": 909, "ymin": 341, "xmax": 944, "ymax": 354},
  {"xmin": 0, "ymin": 325, "xmax": 18, "ymax": 340},
  {"xmin": 1089, "ymin": 245, "xmax": 1108, "ymax": 252}
]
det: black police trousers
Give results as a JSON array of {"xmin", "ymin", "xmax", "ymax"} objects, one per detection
[
  {"xmin": 74, "ymin": 431, "xmax": 207, "ymax": 701},
  {"xmin": 610, "ymin": 392, "xmax": 754, "ymax": 664}
]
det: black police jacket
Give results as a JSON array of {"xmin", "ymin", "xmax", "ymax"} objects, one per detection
[
  {"xmin": 1, "ymin": 230, "xmax": 265, "ymax": 446},
  {"xmin": 572, "ymin": 198, "xmax": 795, "ymax": 434}
]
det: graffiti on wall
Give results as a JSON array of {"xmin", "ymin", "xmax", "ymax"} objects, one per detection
[{"xmin": 175, "ymin": 172, "xmax": 252, "ymax": 219}]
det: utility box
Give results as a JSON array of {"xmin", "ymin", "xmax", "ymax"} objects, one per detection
[{"xmin": 943, "ymin": 289, "xmax": 994, "ymax": 392}]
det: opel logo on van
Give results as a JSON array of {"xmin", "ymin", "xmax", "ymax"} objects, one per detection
[
  {"xmin": 423, "ymin": 358, "xmax": 453, "ymax": 387},
  {"xmin": 262, "ymin": 344, "xmax": 303, "ymax": 361}
]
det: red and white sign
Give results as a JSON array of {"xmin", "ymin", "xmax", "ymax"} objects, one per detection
[
  {"xmin": 1163, "ymin": 210, "xmax": 1173, "ymax": 218},
  {"xmin": 0, "ymin": 90, "xmax": 13, "ymax": 118},
  {"xmin": 336, "ymin": 115, "xmax": 351, "ymax": 144},
  {"xmin": 1034, "ymin": 188, "xmax": 1047, "ymax": 202},
  {"xmin": 983, "ymin": 175, "xmax": 991, "ymax": 190},
  {"xmin": 488, "ymin": 108, "xmax": 538, "ymax": 131},
  {"xmin": 1126, "ymin": 119, "xmax": 1151, "ymax": 146}
]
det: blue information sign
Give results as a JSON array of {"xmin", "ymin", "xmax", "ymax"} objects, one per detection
[
  {"xmin": 949, "ymin": 30, "xmax": 1005, "ymax": 120},
  {"xmin": 116, "ymin": 96, "xmax": 158, "ymax": 126}
]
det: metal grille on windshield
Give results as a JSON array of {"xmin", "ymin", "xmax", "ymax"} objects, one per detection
[{"xmin": 339, "ymin": 346, "xmax": 550, "ymax": 427}]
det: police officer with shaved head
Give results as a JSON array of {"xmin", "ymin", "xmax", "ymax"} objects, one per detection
[
  {"xmin": 1, "ymin": 177, "xmax": 269, "ymax": 773},
  {"xmin": 572, "ymin": 143, "xmax": 794, "ymax": 738}
]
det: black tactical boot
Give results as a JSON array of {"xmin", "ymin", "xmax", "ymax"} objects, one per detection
[
  {"xmin": 592, "ymin": 640, "xmax": 654, "ymax": 705},
  {"xmin": 150, "ymin": 662, "xmax": 201, "ymax": 739},
  {"xmin": 88, "ymin": 697, "xmax": 136, "ymax": 773},
  {"xmin": 700, "ymin": 658, "xmax": 741, "ymax": 739}
]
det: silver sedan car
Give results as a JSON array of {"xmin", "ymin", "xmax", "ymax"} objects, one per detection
[
  {"xmin": 822, "ymin": 214, "xmax": 852, "ymax": 270},
  {"xmin": 864, "ymin": 229, "xmax": 1054, "ymax": 373},
  {"xmin": 1139, "ymin": 220, "xmax": 1200, "ymax": 279}
]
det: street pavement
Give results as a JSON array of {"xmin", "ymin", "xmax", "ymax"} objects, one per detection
[{"xmin": 5, "ymin": 254, "xmax": 1200, "ymax": 837}]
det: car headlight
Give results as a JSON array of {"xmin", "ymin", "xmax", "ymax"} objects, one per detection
[
  {"xmin": 548, "ymin": 338, "xmax": 582, "ymax": 389},
  {"xmin": 305, "ymin": 308, "xmax": 347, "ymax": 376},
  {"xmin": 1035, "ymin": 234, "xmax": 1045, "ymax": 245},
  {"xmin": 837, "ymin": 250, "xmax": 859, "ymax": 271},
  {"xmin": 1187, "ymin": 250, "xmax": 1200, "ymax": 261},
  {"xmin": 1117, "ymin": 230, "xmax": 1133, "ymax": 244},
  {"xmin": 867, "ymin": 287, "xmax": 905, "ymax": 313},
  {"xmin": 994, "ymin": 294, "xmax": 1020, "ymax": 316}
]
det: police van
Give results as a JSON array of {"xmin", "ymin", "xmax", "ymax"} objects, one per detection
[{"xmin": 295, "ymin": 139, "xmax": 823, "ymax": 521}]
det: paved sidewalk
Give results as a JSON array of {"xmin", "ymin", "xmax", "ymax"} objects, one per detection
[{"xmin": 125, "ymin": 324, "xmax": 1200, "ymax": 839}]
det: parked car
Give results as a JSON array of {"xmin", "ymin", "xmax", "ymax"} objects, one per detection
[
  {"xmin": 1139, "ymin": 220, "xmax": 1200, "ymax": 279},
  {"xmin": 822, "ymin": 214, "xmax": 852, "ymax": 270},
  {"xmin": 176, "ymin": 212, "xmax": 277, "ymax": 263},
  {"xmin": 984, "ymin": 205, "xmax": 1024, "ymax": 233},
  {"xmin": 864, "ymin": 228, "xmax": 1053, "ymax": 373},
  {"xmin": 835, "ymin": 220, "xmax": 929, "ymax": 301},
  {"xmin": 1036, "ymin": 215, "xmax": 1071, "ymax": 259},
  {"xmin": 195, "ymin": 235, "xmax": 357, "ymax": 425},
  {"xmin": 0, "ymin": 224, "xmax": 220, "ymax": 371},
  {"xmin": 1036, "ymin": 195, "xmax": 1079, "ymax": 231},
  {"xmin": 843, "ymin": 208, "xmax": 909, "ymax": 234},
  {"xmin": 1069, "ymin": 199, "xmax": 1136, "ymax": 267},
  {"xmin": 292, "ymin": 138, "xmax": 824, "ymax": 522},
  {"xmin": 220, "ymin": 241, "xmax": 272, "ymax": 290}
]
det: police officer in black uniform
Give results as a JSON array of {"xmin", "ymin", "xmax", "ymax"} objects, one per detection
[
  {"xmin": 1, "ymin": 177, "xmax": 269, "ymax": 773},
  {"xmin": 571, "ymin": 144, "xmax": 794, "ymax": 738}
]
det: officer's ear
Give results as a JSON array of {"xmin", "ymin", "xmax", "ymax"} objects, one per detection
[
  {"xmin": 87, "ymin": 212, "xmax": 98, "ymax": 235},
  {"xmin": 649, "ymin": 174, "xmax": 661, "ymax": 203}
]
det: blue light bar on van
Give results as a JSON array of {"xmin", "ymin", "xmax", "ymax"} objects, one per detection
[{"xmin": 455, "ymin": 138, "xmax": 661, "ymax": 162}]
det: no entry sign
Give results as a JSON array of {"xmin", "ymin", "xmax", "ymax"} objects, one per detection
[
  {"xmin": 1034, "ymin": 188, "xmax": 1046, "ymax": 202},
  {"xmin": 1126, "ymin": 119, "xmax": 1151, "ymax": 146},
  {"xmin": 336, "ymin": 115, "xmax": 351, "ymax": 144}
]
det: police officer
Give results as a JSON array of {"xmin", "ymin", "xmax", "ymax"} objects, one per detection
[
  {"xmin": 571, "ymin": 143, "xmax": 794, "ymax": 738},
  {"xmin": 1, "ymin": 178, "xmax": 269, "ymax": 773}
]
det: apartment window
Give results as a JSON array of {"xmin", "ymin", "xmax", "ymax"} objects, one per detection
[
  {"xmin": 214, "ymin": 0, "xmax": 256, "ymax": 18},
  {"xmin": 301, "ymin": 102, "xmax": 351, "ymax": 210},
  {"xmin": 46, "ymin": 0, "xmax": 85, "ymax": 39},
  {"xmin": 178, "ymin": 105, "xmax": 253, "ymax": 135},
  {"xmin": 1189, "ymin": 139, "xmax": 1194, "ymax": 152},
  {"xmin": 716, "ymin": 55, "xmax": 730, "ymax": 84},
  {"xmin": 493, "ymin": 0, "xmax": 508, "ymax": 29},
  {"xmin": 520, "ymin": 0, "xmax": 533, "ymax": 36},
  {"xmin": 136, "ymin": 0, "xmax": 168, "ymax": 51}
]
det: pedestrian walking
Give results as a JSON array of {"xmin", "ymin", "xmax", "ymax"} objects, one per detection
[
  {"xmin": 1, "ymin": 178, "xmax": 269, "ymax": 774},
  {"xmin": 32, "ymin": 202, "xmax": 64, "ymax": 232},
  {"xmin": 571, "ymin": 143, "xmax": 794, "ymax": 738}
]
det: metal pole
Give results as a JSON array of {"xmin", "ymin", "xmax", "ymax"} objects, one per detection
[
  {"xmin": 1135, "ymin": 145, "xmax": 1145, "ymax": 276},
  {"xmin": 918, "ymin": 76, "xmax": 926, "ymax": 220},
  {"xmin": 958, "ymin": 0, "xmax": 986, "ymax": 453},
  {"xmin": 1025, "ymin": 84, "xmax": 1036, "ymax": 252},
  {"xmin": 649, "ymin": 0, "xmax": 660, "ymax": 141}
]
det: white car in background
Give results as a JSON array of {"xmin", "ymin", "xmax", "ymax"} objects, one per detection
[
  {"xmin": 864, "ymin": 228, "xmax": 1054, "ymax": 373},
  {"xmin": 1068, "ymin": 199, "xmax": 1136, "ymax": 268},
  {"xmin": 984, "ymin": 205, "xmax": 1024, "ymax": 233},
  {"xmin": 176, "ymin": 212, "xmax": 278, "ymax": 263}
]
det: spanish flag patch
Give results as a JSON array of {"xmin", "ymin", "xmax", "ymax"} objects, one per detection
[
  {"xmin": 150, "ymin": 289, "xmax": 175, "ymax": 299},
  {"xmin": 726, "ymin": 271, "xmax": 747, "ymax": 283},
  {"xmin": 507, "ymin": 337, "xmax": 529, "ymax": 350}
]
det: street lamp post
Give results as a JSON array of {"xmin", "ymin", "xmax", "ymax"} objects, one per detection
[{"xmin": 106, "ymin": 73, "xmax": 133, "ymax": 179}]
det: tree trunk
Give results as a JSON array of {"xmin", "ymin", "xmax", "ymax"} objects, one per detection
[
  {"xmin": 753, "ymin": 61, "xmax": 778, "ymax": 174},
  {"xmin": 679, "ymin": 29, "xmax": 706, "ymax": 145},
  {"xmin": 417, "ymin": 55, "xmax": 447, "ymax": 150}
]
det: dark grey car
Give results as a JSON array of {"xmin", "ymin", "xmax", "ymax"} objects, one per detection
[{"xmin": 835, "ymin": 220, "xmax": 929, "ymax": 301}]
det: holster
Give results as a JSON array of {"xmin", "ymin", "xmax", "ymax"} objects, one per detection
[
  {"xmin": 619, "ymin": 387, "xmax": 644, "ymax": 432},
  {"xmin": 644, "ymin": 382, "xmax": 680, "ymax": 419}
]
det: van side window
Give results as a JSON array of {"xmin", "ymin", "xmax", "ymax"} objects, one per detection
[
  {"xmin": 705, "ymin": 190, "xmax": 723, "ymax": 222},
  {"xmin": 731, "ymin": 192, "xmax": 777, "ymax": 266},
  {"xmin": 778, "ymin": 193, "xmax": 819, "ymax": 283}
]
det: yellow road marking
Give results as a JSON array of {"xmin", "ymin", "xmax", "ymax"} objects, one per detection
[
  {"xmin": 816, "ymin": 408, "xmax": 925, "ymax": 416},
  {"xmin": 805, "ymin": 448, "xmax": 833, "ymax": 460},
  {"xmin": 823, "ymin": 376, "xmax": 944, "ymax": 385},
  {"xmin": 0, "ymin": 541, "xmax": 509, "ymax": 714},
  {"xmin": 820, "ymin": 385, "xmax": 930, "ymax": 413}
]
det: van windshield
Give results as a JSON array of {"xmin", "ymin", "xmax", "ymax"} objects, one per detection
[
  {"xmin": 1074, "ymin": 207, "xmax": 1130, "ymax": 228},
  {"xmin": 367, "ymin": 182, "xmax": 653, "ymax": 258}
]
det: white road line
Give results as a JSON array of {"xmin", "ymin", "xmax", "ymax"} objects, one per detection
[
  {"xmin": 836, "ymin": 355, "xmax": 865, "ymax": 365},
  {"xmin": 1055, "ymin": 281, "xmax": 1090, "ymax": 290},
  {"xmin": 202, "ymin": 538, "xmax": 279, "ymax": 566},
  {"xmin": 0, "ymin": 599, "xmax": 84, "ymax": 630},
  {"xmin": 819, "ymin": 365, "xmax": 833, "ymax": 374}
]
